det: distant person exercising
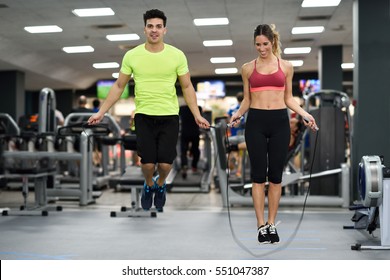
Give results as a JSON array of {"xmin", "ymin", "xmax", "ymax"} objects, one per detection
[
  {"xmin": 92, "ymin": 99, "xmax": 101, "ymax": 113},
  {"xmin": 227, "ymin": 92, "xmax": 245, "ymax": 137},
  {"xmin": 230, "ymin": 24, "xmax": 318, "ymax": 244},
  {"xmin": 72, "ymin": 95, "xmax": 93, "ymax": 113},
  {"xmin": 88, "ymin": 9, "xmax": 210, "ymax": 212},
  {"xmin": 227, "ymin": 91, "xmax": 246, "ymax": 177},
  {"xmin": 179, "ymin": 105, "xmax": 202, "ymax": 179}
]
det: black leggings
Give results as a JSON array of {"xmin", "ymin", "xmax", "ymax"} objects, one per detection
[{"xmin": 245, "ymin": 108, "xmax": 290, "ymax": 184}]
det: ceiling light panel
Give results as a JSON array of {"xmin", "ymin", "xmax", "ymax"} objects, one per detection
[
  {"xmin": 93, "ymin": 62, "xmax": 119, "ymax": 69},
  {"xmin": 24, "ymin": 25, "xmax": 63, "ymax": 33},
  {"xmin": 210, "ymin": 57, "xmax": 236, "ymax": 63},
  {"xmin": 341, "ymin": 63, "xmax": 355, "ymax": 69},
  {"xmin": 203, "ymin": 40, "xmax": 233, "ymax": 47},
  {"xmin": 292, "ymin": 26, "xmax": 324, "ymax": 34},
  {"xmin": 302, "ymin": 0, "xmax": 341, "ymax": 7},
  {"xmin": 215, "ymin": 68, "xmax": 238, "ymax": 74},
  {"xmin": 284, "ymin": 47, "xmax": 311, "ymax": 54},
  {"xmin": 62, "ymin": 46, "xmax": 94, "ymax": 53},
  {"xmin": 194, "ymin": 18, "xmax": 229, "ymax": 26},
  {"xmin": 72, "ymin": 8, "xmax": 115, "ymax": 17},
  {"xmin": 106, "ymin": 34, "xmax": 140, "ymax": 41},
  {"xmin": 288, "ymin": 60, "xmax": 304, "ymax": 67}
]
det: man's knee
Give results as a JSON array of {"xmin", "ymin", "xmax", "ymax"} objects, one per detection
[
  {"xmin": 142, "ymin": 163, "xmax": 155, "ymax": 171},
  {"xmin": 158, "ymin": 162, "xmax": 172, "ymax": 171}
]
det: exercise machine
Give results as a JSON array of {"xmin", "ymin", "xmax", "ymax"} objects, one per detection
[
  {"xmin": 164, "ymin": 110, "xmax": 213, "ymax": 193},
  {"xmin": 46, "ymin": 113, "xmax": 112, "ymax": 205},
  {"xmin": 0, "ymin": 112, "xmax": 61, "ymax": 216},
  {"xmin": 281, "ymin": 89, "xmax": 352, "ymax": 206},
  {"xmin": 165, "ymin": 128, "xmax": 213, "ymax": 193},
  {"xmin": 347, "ymin": 155, "xmax": 390, "ymax": 250},
  {"xmin": 0, "ymin": 88, "xmax": 64, "ymax": 215},
  {"xmin": 300, "ymin": 90, "xmax": 352, "ymax": 197},
  {"xmin": 211, "ymin": 117, "xmax": 350, "ymax": 208},
  {"xmin": 58, "ymin": 112, "xmax": 123, "ymax": 190}
]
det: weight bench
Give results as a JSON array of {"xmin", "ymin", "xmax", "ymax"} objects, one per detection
[{"xmin": 1, "ymin": 168, "xmax": 62, "ymax": 216}]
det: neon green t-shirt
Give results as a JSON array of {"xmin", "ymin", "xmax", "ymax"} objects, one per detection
[{"xmin": 120, "ymin": 43, "xmax": 189, "ymax": 116}]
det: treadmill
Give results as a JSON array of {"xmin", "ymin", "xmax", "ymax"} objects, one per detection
[{"xmin": 166, "ymin": 110, "xmax": 214, "ymax": 193}]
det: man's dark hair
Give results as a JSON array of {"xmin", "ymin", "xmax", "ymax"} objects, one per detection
[
  {"xmin": 143, "ymin": 9, "xmax": 167, "ymax": 27},
  {"xmin": 236, "ymin": 92, "xmax": 244, "ymax": 103},
  {"xmin": 92, "ymin": 99, "xmax": 100, "ymax": 108}
]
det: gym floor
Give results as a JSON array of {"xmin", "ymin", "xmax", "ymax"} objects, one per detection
[{"xmin": 0, "ymin": 185, "xmax": 389, "ymax": 260}]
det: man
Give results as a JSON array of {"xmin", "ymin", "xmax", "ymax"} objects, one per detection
[
  {"xmin": 88, "ymin": 9, "xmax": 210, "ymax": 212},
  {"xmin": 92, "ymin": 99, "xmax": 100, "ymax": 113},
  {"xmin": 72, "ymin": 95, "xmax": 93, "ymax": 113},
  {"xmin": 179, "ymin": 104, "xmax": 202, "ymax": 179}
]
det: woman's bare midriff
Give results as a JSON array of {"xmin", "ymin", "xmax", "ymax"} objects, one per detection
[{"xmin": 249, "ymin": 90, "xmax": 286, "ymax": 110}]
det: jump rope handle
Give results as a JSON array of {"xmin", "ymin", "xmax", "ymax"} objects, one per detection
[
  {"xmin": 227, "ymin": 116, "xmax": 244, "ymax": 128},
  {"xmin": 303, "ymin": 117, "xmax": 319, "ymax": 131}
]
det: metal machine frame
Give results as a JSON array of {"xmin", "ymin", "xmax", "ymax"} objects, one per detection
[{"xmin": 211, "ymin": 118, "xmax": 350, "ymax": 208}]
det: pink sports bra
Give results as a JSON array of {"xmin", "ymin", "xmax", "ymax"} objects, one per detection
[{"xmin": 249, "ymin": 58, "xmax": 286, "ymax": 92}]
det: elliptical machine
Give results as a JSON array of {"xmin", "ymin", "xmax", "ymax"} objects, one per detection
[{"xmin": 348, "ymin": 155, "xmax": 390, "ymax": 250}]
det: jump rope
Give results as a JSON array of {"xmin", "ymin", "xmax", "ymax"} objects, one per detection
[
  {"xmin": 210, "ymin": 118, "xmax": 319, "ymax": 258},
  {"xmin": 79, "ymin": 119, "xmax": 319, "ymax": 258}
]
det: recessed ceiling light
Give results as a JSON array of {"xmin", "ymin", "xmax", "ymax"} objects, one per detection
[
  {"xmin": 106, "ymin": 34, "xmax": 140, "ymax": 41},
  {"xmin": 72, "ymin": 8, "xmax": 115, "ymax": 17},
  {"xmin": 62, "ymin": 46, "xmax": 94, "ymax": 53},
  {"xmin": 210, "ymin": 57, "xmax": 236, "ymax": 63},
  {"xmin": 203, "ymin": 40, "xmax": 233, "ymax": 47},
  {"xmin": 288, "ymin": 60, "xmax": 304, "ymax": 67},
  {"xmin": 302, "ymin": 0, "xmax": 341, "ymax": 8},
  {"xmin": 93, "ymin": 62, "xmax": 120, "ymax": 69},
  {"xmin": 194, "ymin": 18, "xmax": 229, "ymax": 26},
  {"xmin": 112, "ymin": 73, "xmax": 119, "ymax": 79},
  {"xmin": 24, "ymin": 25, "xmax": 63, "ymax": 33},
  {"xmin": 284, "ymin": 47, "xmax": 311, "ymax": 54},
  {"xmin": 215, "ymin": 68, "xmax": 238, "ymax": 74},
  {"xmin": 341, "ymin": 63, "xmax": 355, "ymax": 69},
  {"xmin": 292, "ymin": 26, "xmax": 324, "ymax": 34}
]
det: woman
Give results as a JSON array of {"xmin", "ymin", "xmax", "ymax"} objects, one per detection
[{"xmin": 230, "ymin": 24, "xmax": 318, "ymax": 244}]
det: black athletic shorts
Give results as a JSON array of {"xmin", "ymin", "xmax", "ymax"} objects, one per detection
[{"xmin": 134, "ymin": 113, "xmax": 179, "ymax": 164}]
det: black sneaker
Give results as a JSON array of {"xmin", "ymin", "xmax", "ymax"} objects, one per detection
[
  {"xmin": 153, "ymin": 176, "xmax": 166, "ymax": 211},
  {"xmin": 267, "ymin": 223, "xmax": 280, "ymax": 244},
  {"xmin": 140, "ymin": 182, "xmax": 154, "ymax": 210},
  {"xmin": 257, "ymin": 225, "xmax": 271, "ymax": 244}
]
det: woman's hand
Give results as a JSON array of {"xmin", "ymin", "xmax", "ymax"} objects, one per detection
[
  {"xmin": 302, "ymin": 114, "xmax": 319, "ymax": 131},
  {"xmin": 229, "ymin": 112, "xmax": 243, "ymax": 127}
]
